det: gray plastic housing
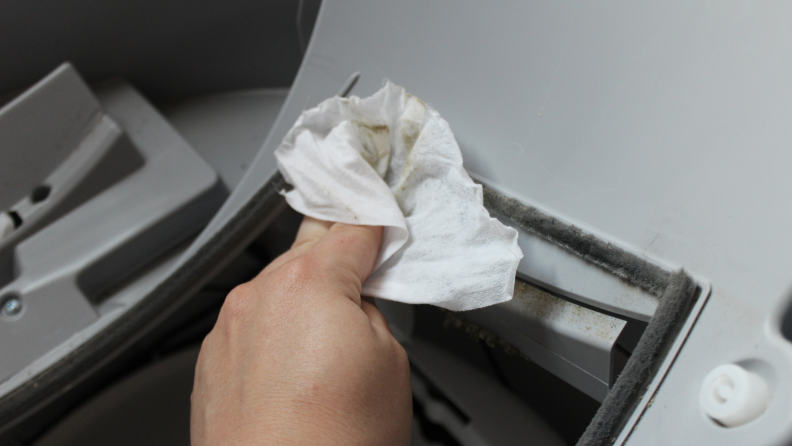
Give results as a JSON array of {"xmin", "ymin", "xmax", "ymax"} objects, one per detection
[
  {"xmin": 199, "ymin": 1, "xmax": 792, "ymax": 444},
  {"xmin": 1, "ymin": 2, "xmax": 791, "ymax": 445},
  {"xmin": 0, "ymin": 64, "xmax": 225, "ymax": 382}
]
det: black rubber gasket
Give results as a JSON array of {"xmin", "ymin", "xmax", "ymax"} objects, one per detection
[
  {"xmin": 578, "ymin": 271, "xmax": 698, "ymax": 445},
  {"xmin": 0, "ymin": 172, "xmax": 288, "ymax": 432},
  {"xmin": 483, "ymin": 186, "xmax": 671, "ymax": 297},
  {"xmin": 481, "ymin": 185, "xmax": 699, "ymax": 446}
]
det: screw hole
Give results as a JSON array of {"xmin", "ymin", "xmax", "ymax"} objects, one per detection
[{"xmin": 31, "ymin": 185, "xmax": 51, "ymax": 203}]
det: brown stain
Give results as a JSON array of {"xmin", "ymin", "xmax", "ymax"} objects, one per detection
[
  {"xmin": 405, "ymin": 92, "xmax": 426, "ymax": 108},
  {"xmin": 352, "ymin": 120, "xmax": 390, "ymax": 176},
  {"xmin": 508, "ymin": 281, "xmax": 622, "ymax": 342},
  {"xmin": 511, "ymin": 281, "xmax": 558, "ymax": 320},
  {"xmin": 400, "ymin": 96, "xmax": 426, "ymax": 154},
  {"xmin": 393, "ymin": 96, "xmax": 427, "ymax": 193},
  {"xmin": 401, "ymin": 119, "xmax": 421, "ymax": 154},
  {"xmin": 319, "ymin": 183, "xmax": 357, "ymax": 220},
  {"xmin": 443, "ymin": 312, "xmax": 523, "ymax": 357}
]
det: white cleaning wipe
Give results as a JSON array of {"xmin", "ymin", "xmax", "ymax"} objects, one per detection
[{"xmin": 275, "ymin": 82, "xmax": 522, "ymax": 311}]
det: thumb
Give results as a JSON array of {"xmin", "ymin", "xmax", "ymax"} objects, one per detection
[{"xmin": 306, "ymin": 222, "xmax": 383, "ymax": 306}]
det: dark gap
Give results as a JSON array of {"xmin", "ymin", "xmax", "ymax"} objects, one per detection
[
  {"xmin": 616, "ymin": 319, "xmax": 649, "ymax": 354},
  {"xmin": 247, "ymin": 205, "xmax": 303, "ymax": 260},
  {"xmin": 488, "ymin": 345, "xmax": 599, "ymax": 446},
  {"xmin": 412, "ymin": 305, "xmax": 499, "ymax": 376},
  {"xmin": 411, "ymin": 367, "xmax": 470, "ymax": 425},
  {"xmin": 244, "ymin": 243, "xmax": 272, "ymax": 264},
  {"xmin": 783, "ymin": 320, "xmax": 792, "ymax": 343},
  {"xmin": 30, "ymin": 185, "xmax": 51, "ymax": 203},
  {"xmin": 153, "ymin": 305, "xmax": 222, "ymax": 357},
  {"xmin": 412, "ymin": 397, "xmax": 463, "ymax": 446},
  {"xmin": 204, "ymin": 250, "xmax": 265, "ymax": 290},
  {"xmin": 85, "ymin": 235, "xmax": 198, "ymax": 305},
  {"xmin": 417, "ymin": 305, "xmax": 596, "ymax": 445},
  {"xmin": 780, "ymin": 297, "xmax": 792, "ymax": 342},
  {"xmin": 481, "ymin": 343, "xmax": 515, "ymax": 392},
  {"xmin": 610, "ymin": 344, "xmax": 631, "ymax": 387},
  {"xmin": 8, "ymin": 210, "xmax": 22, "ymax": 228}
]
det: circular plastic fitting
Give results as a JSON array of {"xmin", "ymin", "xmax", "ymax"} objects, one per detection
[{"xmin": 700, "ymin": 364, "xmax": 769, "ymax": 427}]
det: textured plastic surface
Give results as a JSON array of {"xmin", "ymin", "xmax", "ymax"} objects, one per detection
[{"xmin": 0, "ymin": 66, "xmax": 224, "ymax": 382}]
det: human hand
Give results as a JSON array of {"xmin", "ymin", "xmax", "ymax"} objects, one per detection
[{"xmin": 191, "ymin": 216, "xmax": 412, "ymax": 446}]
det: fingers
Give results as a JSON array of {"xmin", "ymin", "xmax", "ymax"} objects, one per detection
[
  {"xmin": 285, "ymin": 216, "xmax": 383, "ymax": 282},
  {"xmin": 254, "ymin": 214, "xmax": 383, "ymax": 307}
]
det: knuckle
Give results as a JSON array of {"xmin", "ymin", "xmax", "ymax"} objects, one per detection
[
  {"xmin": 282, "ymin": 255, "xmax": 319, "ymax": 278},
  {"xmin": 391, "ymin": 340, "xmax": 411, "ymax": 371},
  {"xmin": 275, "ymin": 255, "xmax": 325, "ymax": 291},
  {"xmin": 291, "ymin": 233, "xmax": 323, "ymax": 250},
  {"xmin": 222, "ymin": 283, "xmax": 254, "ymax": 319},
  {"xmin": 337, "ymin": 268, "xmax": 363, "ymax": 296}
]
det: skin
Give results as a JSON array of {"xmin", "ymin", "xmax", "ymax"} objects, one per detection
[{"xmin": 191, "ymin": 217, "xmax": 412, "ymax": 446}]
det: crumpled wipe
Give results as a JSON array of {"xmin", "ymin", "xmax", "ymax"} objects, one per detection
[{"xmin": 275, "ymin": 82, "xmax": 522, "ymax": 311}]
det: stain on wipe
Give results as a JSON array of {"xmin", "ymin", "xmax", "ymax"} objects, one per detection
[
  {"xmin": 392, "ymin": 96, "xmax": 428, "ymax": 196},
  {"xmin": 353, "ymin": 121, "xmax": 390, "ymax": 178},
  {"xmin": 275, "ymin": 82, "xmax": 522, "ymax": 311}
]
